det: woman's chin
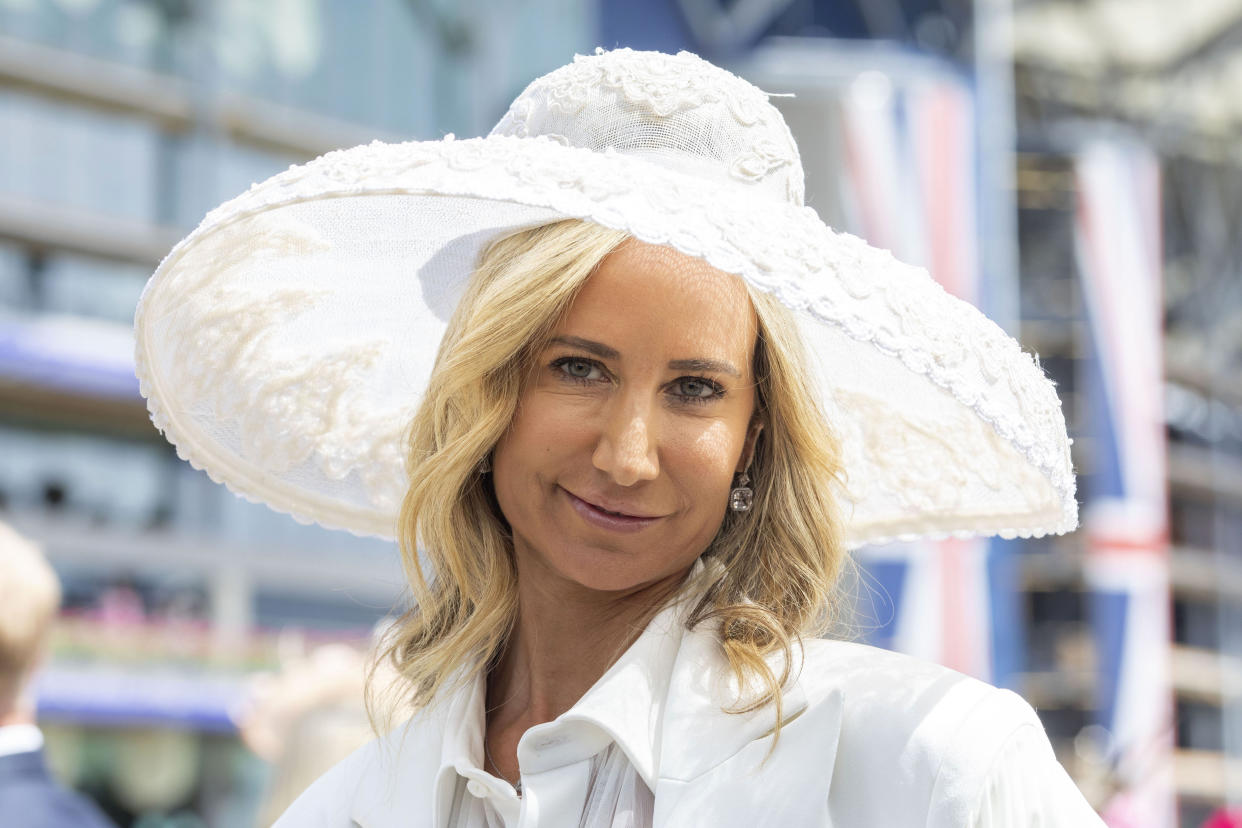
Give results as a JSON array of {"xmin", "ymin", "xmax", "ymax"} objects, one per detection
[
  {"xmin": 536, "ymin": 543, "xmax": 682, "ymax": 596},
  {"xmin": 553, "ymin": 552, "xmax": 654, "ymax": 594}
]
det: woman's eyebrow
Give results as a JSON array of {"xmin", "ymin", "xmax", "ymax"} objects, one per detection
[
  {"xmin": 549, "ymin": 335, "xmax": 619, "ymax": 359},
  {"xmin": 551, "ymin": 336, "xmax": 741, "ymax": 378},
  {"xmin": 669, "ymin": 358, "xmax": 740, "ymax": 377}
]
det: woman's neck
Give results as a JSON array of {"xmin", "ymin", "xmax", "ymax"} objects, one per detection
[{"xmin": 485, "ymin": 550, "xmax": 689, "ymax": 745}]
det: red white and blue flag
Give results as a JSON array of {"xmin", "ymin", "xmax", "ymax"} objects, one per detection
[{"xmin": 1075, "ymin": 139, "xmax": 1175, "ymax": 827}]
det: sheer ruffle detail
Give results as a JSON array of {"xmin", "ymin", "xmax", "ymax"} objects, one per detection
[
  {"xmin": 579, "ymin": 744, "xmax": 654, "ymax": 828},
  {"xmin": 446, "ymin": 743, "xmax": 653, "ymax": 828}
]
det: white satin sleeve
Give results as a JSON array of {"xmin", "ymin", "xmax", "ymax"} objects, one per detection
[
  {"xmin": 923, "ymin": 686, "xmax": 1105, "ymax": 827},
  {"xmin": 968, "ymin": 718, "xmax": 1105, "ymax": 827}
]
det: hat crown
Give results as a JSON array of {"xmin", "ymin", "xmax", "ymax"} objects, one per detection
[{"xmin": 490, "ymin": 48, "xmax": 805, "ymax": 206}]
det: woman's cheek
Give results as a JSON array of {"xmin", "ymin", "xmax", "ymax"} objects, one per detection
[
  {"xmin": 685, "ymin": 420, "xmax": 745, "ymax": 471},
  {"xmin": 523, "ymin": 391, "xmax": 601, "ymax": 448}
]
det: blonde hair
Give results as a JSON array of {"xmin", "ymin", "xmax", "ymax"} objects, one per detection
[
  {"xmin": 373, "ymin": 219, "xmax": 847, "ymax": 734},
  {"xmin": 0, "ymin": 522, "xmax": 62, "ymax": 712}
]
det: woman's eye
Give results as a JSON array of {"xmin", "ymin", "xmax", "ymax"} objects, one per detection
[
  {"xmin": 554, "ymin": 358, "xmax": 603, "ymax": 382},
  {"xmin": 672, "ymin": 378, "xmax": 722, "ymax": 400}
]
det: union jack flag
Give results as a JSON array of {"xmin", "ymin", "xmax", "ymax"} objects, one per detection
[{"xmin": 1075, "ymin": 138, "xmax": 1175, "ymax": 827}]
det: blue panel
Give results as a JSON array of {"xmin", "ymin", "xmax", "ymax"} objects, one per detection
[
  {"xmin": 35, "ymin": 669, "xmax": 243, "ymax": 733},
  {"xmin": 599, "ymin": 0, "xmax": 694, "ymax": 53},
  {"xmin": 856, "ymin": 557, "xmax": 907, "ymax": 651},
  {"xmin": 1089, "ymin": 589, "xmax": 1129, "ymax": 738},
  {"xmin": 0, "ymin": 329, "xmax": 139, "ymax": 399},
  {"xmin": 36, "ymin": 704, "xmax": 237, "ymax": 733},
  {"xmin": 599, "ymin": 0, "xmax": 946, "ymax": 55},
  {"xmin": 1084, "ymin": 340, "xmax": 1126, "ymax": 501},
  {"xmin": 987, "ymin": 538, "xmax": 1025, "ymax": 690}
]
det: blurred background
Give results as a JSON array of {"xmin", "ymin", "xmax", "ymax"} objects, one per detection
[{"xmin": 0, "ymin": 0, "xmax": 1238, "ymax": 825}]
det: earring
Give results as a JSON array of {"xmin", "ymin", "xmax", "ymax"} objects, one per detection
[
  {"xmin": 478, "ymin": 454, "xmax": 492, "ymax": 475},
  {"xmin": 729, "ymin": 471, "xmax": 753, "ymax": 512}
]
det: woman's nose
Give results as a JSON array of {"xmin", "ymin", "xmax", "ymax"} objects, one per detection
[{"xmin": 592, "ymin": 397, "xmax": 659, "ymax": 486}]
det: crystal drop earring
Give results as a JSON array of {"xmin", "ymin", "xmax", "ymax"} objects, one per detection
[{"xmin": 729, "ymin": 471, "xmax": 753, "ymax": 512}]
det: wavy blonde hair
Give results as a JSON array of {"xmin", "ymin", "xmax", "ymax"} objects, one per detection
[{"xmin": 372, "ymin": 219, "xmax": 847, "ymax": 735}]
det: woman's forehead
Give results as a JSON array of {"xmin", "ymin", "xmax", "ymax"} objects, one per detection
[
  {"xmin": 598, "ymin": 238, "xmax": 747, "ymax": 296},
  {"xmin": 562, "ymin": 239, "xmax": 757, "ymax": 357}
]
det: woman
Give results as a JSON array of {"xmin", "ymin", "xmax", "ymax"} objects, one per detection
[{"xmin": 135, "ymin": 49, "xmax": 1100, "ymax": 825}]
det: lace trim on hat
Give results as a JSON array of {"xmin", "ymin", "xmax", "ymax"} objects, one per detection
[{"xmin": 136, "ymin": 135, "xmax": 1074, "ymax": 543}]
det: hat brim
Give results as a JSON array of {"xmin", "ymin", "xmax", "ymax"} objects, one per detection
[{"xmin": 135, "ymin": 135, "xmax": 1076, "ymax": 547}]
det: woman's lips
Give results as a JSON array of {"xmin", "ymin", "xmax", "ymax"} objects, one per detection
[{"xmin": 562, "ymin": 488, "xmax": 664, "ymax": 533}]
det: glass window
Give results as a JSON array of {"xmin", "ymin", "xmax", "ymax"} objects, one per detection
[
  {"xmin": 0, "ymin": 426, "xmax": 168, "ymax": 528},
  {"xmin": 40, "ymin": 254, "xmax": 148, "ymax": 323},
  {"xmin": 0, "ymin": 242, "xmax": 30, "ymax": 309},
  {"xmin": 0, "ymin": 0, "xmax": 167, "ymax": 70},
  {"xmin": 0, "ymin": 89, "xmax": 158, "ymax": 222}
]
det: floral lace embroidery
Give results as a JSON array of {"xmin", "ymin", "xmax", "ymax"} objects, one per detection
[{"xmin": 140, "ymin": 214, "xmax": 411, "ymax": 514}]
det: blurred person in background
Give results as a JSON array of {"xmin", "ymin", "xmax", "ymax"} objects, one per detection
[
  {"xmin": 136, "ymin": 49, "xmax": 1101, "ymax": 826},
  {"xmin": 237, "ymin": 639, "xmax": 401, "ymax": 827},
  {"xmin": 0, "ymin": 521, "xmax": 116, "ymax": 828}
]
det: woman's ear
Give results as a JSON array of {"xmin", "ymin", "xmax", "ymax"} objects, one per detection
[{"xmin": 737, "ymin": 418, "xmax": 764, "ymax": 474}]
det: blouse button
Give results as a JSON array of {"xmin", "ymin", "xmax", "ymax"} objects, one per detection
[{"xmin": 467, "ymin": 779, "xmax": 488, "ymax": 798}]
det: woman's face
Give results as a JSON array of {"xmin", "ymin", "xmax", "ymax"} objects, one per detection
[{"xmin": 492, "ymin": 239, "xmax": 761, "ymax": 595}]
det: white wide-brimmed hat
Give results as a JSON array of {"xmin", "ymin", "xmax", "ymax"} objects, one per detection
[{"xmin": 134, "ymin": 47, "xmax": 1076, "ymax": 548}]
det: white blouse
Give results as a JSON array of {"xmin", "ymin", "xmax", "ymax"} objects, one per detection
[{"xmin": 276, "ymin": 595, "xmax": 1105, "ymax": 827}]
